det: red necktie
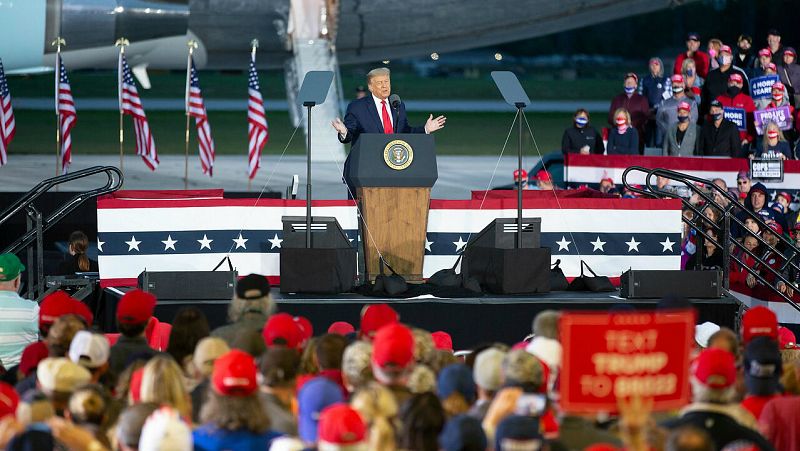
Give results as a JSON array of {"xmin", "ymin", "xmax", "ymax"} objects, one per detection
[{"xmin": 381, "ymin": 100, "xmax": 394, "ymax": 134}]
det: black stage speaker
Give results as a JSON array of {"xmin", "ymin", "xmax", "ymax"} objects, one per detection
[
  {"xmin": 280, "ymin": 216, "xmax": 356, "ymax": 294},
  {"xmin": 138, "ymin": 270, "xmax": 237, "ymax": 300},
  {"xmin": 463, "ymin": 218, "xmax": 548, "ymax": 294},
  {"xmin": 620, "ymin": 269, "xmax": 722, "ymax": 299}
]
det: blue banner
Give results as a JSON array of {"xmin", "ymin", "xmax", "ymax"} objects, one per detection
[
  {"xmin": 723, "ymin": 107, "xmax": 746, "ymax": 131},
  {"xmin": 750, "ymin": 75, "xmax": 779, "ymax": 99}
]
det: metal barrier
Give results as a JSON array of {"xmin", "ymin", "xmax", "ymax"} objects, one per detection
[
  {"xmin": 0, "ymin": 166, "xmax": 123, "ymax": 299},
  {"xmin": 622, "ymin": 166, "xmax": 800, "ymax": 314}
]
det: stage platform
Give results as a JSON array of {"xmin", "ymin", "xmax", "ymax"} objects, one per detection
[{"xmin": 100, "ymin": 288, "xmax": 743, "ymax": 349}]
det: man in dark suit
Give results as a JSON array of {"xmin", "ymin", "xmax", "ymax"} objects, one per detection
[{"xmin": 332, "ymin": 67, "xmax": 446, "ymax": 196}]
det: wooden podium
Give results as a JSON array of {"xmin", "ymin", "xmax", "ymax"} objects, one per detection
[{"xmin": 344, "ymin": 134, "xmax": 438, "ymax": 281}]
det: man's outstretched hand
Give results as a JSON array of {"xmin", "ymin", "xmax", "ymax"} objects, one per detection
[
  {"xmin": 424, "ymin": 114, "xmax": 447, "ymax": 133},
  {"xmin": 332, "ymin": 117, "xmax": 348, "ymax": 136}
]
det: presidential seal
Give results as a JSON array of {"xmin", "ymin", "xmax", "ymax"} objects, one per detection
[{"xmin": 383, "ymin": 139, "xmax": 414, "ymax": 170}]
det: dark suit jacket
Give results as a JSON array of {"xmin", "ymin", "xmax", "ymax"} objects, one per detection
[
  {"xmin": 339, "ymin": 95, "xmax": 425, "ymax": 147},
  {"xmin": 339, "ymin": 95, "xmax": 426, "ymax": 194}
]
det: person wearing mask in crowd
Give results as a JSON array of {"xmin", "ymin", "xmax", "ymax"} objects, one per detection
[
  {"xmin": 755, "ymin": 121, "xmax": 792, "ymax": 160},
  {"xmin": 640, "ymin": 57, "xmax": 671, "ymax": 147},
  {"xmin": 608, "ymin": 72, "xmax": 649, "ymax": 151},
  {"xmin": 658, "ymin": 75, "xmax": 698, "ymax": 137},
  {"xmin": 708, "ymin": 39, "xmax": 723, "ymax": 71},
  {"xmin": 699, "ymin": 100, "xmax": 742, "ymax": 157},
  {"xmin": 675, "ymin": 32, "xmax": 711, "ymax": 79},
  {"xmin": 682, "ymin": 58, "xmax": 704, "ymax": 105},
  {"xmin": 734, "ymin": 34, "xmax": 757, "ymax": 73},
  {"xmin": 760, "ymin": 83, "xmax": 794, "ymax": 139},
  {"xmin": 737, "ymin": 170, "xmax": 752, "ymax": 196},
  {"xmin": 535, "ymin": 170, "xmax": 555, "ymax": 191},
  {"xmin": 752, "ymin": 48, "xmax": 774, "ymax": 79},
  {"xmin": 512, "ymin": 169, "xmax": 532, "ymax": 191},
  {"xmin": 702, "ymin": 45, "xmax": 749, "ymax": 118},
  {"xmin": 663, "ymin": 101, "xmax": 699, "ymax": 156},
  {"xmin": 717, "ymin": 73, "xmax": 756, "ymax": 147},
  {"xmin": 686, "ymin": 228, "xmax": 723, "ymax": 270},
  {"xmin": 607, "ymin": 108, "xmax": 639, "ymax": 155},
  {"xmin": 57, "ymin": 231, "xmax": 98, "ymax": 275},
  {"xmin": 561, "ymin": 109, "xmax": 604, "ymax": 154},
  {"xmin": 779, "ymin": 47, "xmax": 800, "ymax": 106},
  {"xmin": 767, "ymin": 29, "xmax": 786, "ymax": 67}
]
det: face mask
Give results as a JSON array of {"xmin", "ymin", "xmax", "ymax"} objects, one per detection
[
  {"xmin": 615, "ymin": 117, "xmax": 626, "ymax": 126},
  {"xmin": 768, "ymin": 130, "xmax": 779, "ymax": 140},
  {"xmin": 686, "ymin": 68, "xmax": 694, "ymax": 77},
  {"xmin": 709, "ymin": 49, "xmax": 717, "ymax": 58},
  {"xmin": 575, "ymin": 117, "xmax": 588, "ymax": 127},
  {"xmin": 711, "ymin": 112, "xmax": 723, "ymax": 121},
  {"xmin": 727, "ymin": 85, "xmax": 741, "ymax": 96},
  {"xmin": 773, "ymin": 93, "xmax": 784, "ymax": 102},
  {"xmin": 624, "ymin": 86, "xmax": 635, "ymax": 95},
  {"xmin": 721, "ymin": 55, "xmax": 732, "ymax": 65},
  {"xmin": 677, "ymin": 115, "xmax": 690, "ymax": 123},
  {"xmin": 673, "ymin": 86, "xmax": 684, "ymax": 93}
]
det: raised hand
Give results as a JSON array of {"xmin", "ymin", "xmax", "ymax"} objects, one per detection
[
  {"xmin": 331, "ymin": 117, "xmax": 348, "ymax": 136},
  {"xmin": 424, "ymin": 114, "xmax": 447, "ymax": 133}
]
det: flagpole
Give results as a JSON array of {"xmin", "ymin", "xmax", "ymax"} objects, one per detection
[
  {"xmin": 115, "ymin": 38, "xmax": 129, "ymax": 175},
  {"xmin": 52, "ymin": 37, "xmax": 65, "ymax": 190},
  {"xmin": 184, "ymin": 40, "xmax": 198, "ymax": 190},
  {"xmin": 248, "ymin": 39, "xmax": 259, "ymax": 192}
]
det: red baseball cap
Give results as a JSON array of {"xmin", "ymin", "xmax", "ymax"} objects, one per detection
[
  {"xmin": 693, "ymin": 348, "xmax": 736, "ymax": 388},
  {"xmin": 19, "ymin": 341, "xmax": 49, "ymax": 377},
  {"xmin": 0, "ymin": 382, "xmax": 19, "ymax": 419},
  {"xmin": 768, "ymin": 63, "xmax": 777, "ymax": 72},
  {"xmin": 360, "ymin": 304, "xmax": 399, "ymax": 340},
  {"xmin": 212, "ymin": 349, "xmax": 258, "ymax": 397},
  {"xmin": 513, "ymin": 169, "xmax": 528, "ymax": 180},
  {"xmin": 671, "ymin": 74, "xmax": 684, "ymax": 84},
  {"xmin": 742, "ymin": 306, "xmax": 779, "ymax": 344},
  {"xmin": 759, "ymin": 48, "xmax": 772, "ymax": 57},
  {"xmin": 777, "ymin": 192, "xmax": 792, "ymax": 204},
  {"xmin": 728, "ymin": 73, "xmax": 744, "ymax": 84},
  {"xmin": 719, "ymin": 45, "xmax": 733, "ymax": 55},
  {"xmin": 536, "ymin": 170, "xmax": 552, "ymax": 182},
  {"xmin": 773, "ymin": 82, "xmax": 786, "ymax": 92},
  {"xmin": 677, "ymin": 101, "xmax": 691, "ymax": 112},
  {"xmin": 778, "ymin": 326, "xmax": 799, "ymax": 349},
  {"xmin": 431, "ymin": 331, "xmax": 453, "ymax": 352},
  {"xmin": 262, "ymin": 313, "xmax": 303, "ymax": 349},
  {"xmin": 766, "ymin": 220, "xmax": 784, "ymax": 236},
  {"xmin": 318, "ymin": 404, "xmax": 367, "ymax": 446},
  {"xmin": 600, "ymin": 177, "xmax": 614, "ymax": 184},
  {"xmin": 117, "ymin": 289, "xmax": 156, "ymax": 325},
  {"xmin": 328, "ymin": 321, "xmax": 355, "ymax": 336},
  {"xmin": 39, "ymin": 291, "xmax": 77, "ymax": 327},
  {"xmin": 372, "ymin": 323, "xmax": 415, "ymax": 369},
  {"xmin": 624, "ymin": 72, "xmax": 638, "ymax": 83},
  {"xmin": 294, "ymin": 316, "xmax": 314, "ymax": 343}
]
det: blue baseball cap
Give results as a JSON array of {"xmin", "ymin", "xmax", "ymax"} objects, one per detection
[
  {"xmin": 437, "ymin": 364, "xmax": 477, "ymax": 405},
  {"xmin": 495, "ymin": 415, "xmax": 544, "ymax": 451},
  {"xmin": 298, "ymin": 377, "xmax": 345, "ymax": 443},
  {"xmin": 439, "ymin": 415, "xmax": 487, "ymax": 451},
  {"xmin": 744, "ymin": 336, "xmax": 782, "ymax": 396}
]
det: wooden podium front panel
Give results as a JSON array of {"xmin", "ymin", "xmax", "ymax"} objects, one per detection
[{"xmin": 358, "ymin": 187, "xmax": 430, "ymax": 281}]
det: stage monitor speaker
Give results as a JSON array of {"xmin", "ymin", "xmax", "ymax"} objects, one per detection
[
  {"xmin": 464, "ymin": 247, "xmax": 550, "ymax": 294},
  {"xmin": 467, "ymin": 218, "xmax": 541, "ymax": 249},
  {"xmin": 620, "ymin": 269, "xmax": 722, "ymax": 299},
  {"xmin": 138, "ymin": 270, "xmax": 237, "ymax": 300},
  {"xmin": 280, "ymin": 216, "xmax": 357, "ymax": 294}
]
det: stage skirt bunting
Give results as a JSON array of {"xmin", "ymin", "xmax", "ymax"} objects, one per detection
[
  {"xmin": 97, "ymin": 191, "xmax": 682, "ymax": 287},
  {"xmin": 564, "ymin": 154, "xmax": 800, "ymax": 191}
]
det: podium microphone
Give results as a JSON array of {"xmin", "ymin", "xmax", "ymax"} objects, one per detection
[{"xmin": 389, "ymin": 94, "xmax": 401, "ymax": 109}]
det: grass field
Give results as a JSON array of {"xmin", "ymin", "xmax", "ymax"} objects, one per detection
[{"xmin": 8, "ymin": 110, "xmax": 571, "ymax": 156}]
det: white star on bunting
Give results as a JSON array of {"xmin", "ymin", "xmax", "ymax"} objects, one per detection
[
  {"xmin": 425, "ymin": 236, "xmax": 433, "ymax": 252},
  {"xmin": 197, "ymin": 234, "xmax": 213, "ymax": 250},
  {"xmin": 660, "ymin": 237, "xmax": 675, "ymax": 252},
  {"xmin": 268, "ymin": 233, "xmax": 283, "ymax": 249},
  {"xmin": 125, "ymin": 235, "xmax": 141, "ymax": 252},
  {"xmin": 590, "ymin": 236, "xmax": 606, "ymax": 252},
  {"xmin": 625, "ymin": 237, "xmax": 641, "ymax": 252},
  {"xmin": 453, "ymin": 236, "xmax": 467, "ymax": 253},
  {"xmin": 97, "ymin": 238, "xmax": 105, "ymax": 252},
  {"xmin": 162, "ymin": 235, "xmax": 178, "ymax": 251},
  {"xmin": 556, "ymin": 236, "xmax": 571, "ymax": 252},
  {"xmin": 233, "ymin": 233, "xmax": 248, "ymax": 249}
]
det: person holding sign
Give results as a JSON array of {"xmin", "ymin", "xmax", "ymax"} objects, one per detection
[
  {"xmin": 699, "ymin": 100, "xmax": 742, "ymax": 157},
  {"xmin": 717, "ymin": 73, "xmax": 756, "ymax": 149},
  {"xmin": 701, "ymin": 45, "xmax": 749, "ymax": 119},
  {"xmin": 755, "ymin": 122, "xmax": 791, "ymax": 159}
]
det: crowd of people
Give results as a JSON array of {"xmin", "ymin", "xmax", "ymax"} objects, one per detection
[
  {"xmin": 561, "ymin": 29, "xmax": 800, "ymax": 158},
  {"xmin": 0, "ymin": 252, "xmax": 799, "ymax": 451}
]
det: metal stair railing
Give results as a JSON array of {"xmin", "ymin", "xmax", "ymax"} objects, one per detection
[
  {"xmin": 0, "ymin": 166, "xmax": 124, "ymax": 299},
  {"xmin": 622, "ymin": 166, "xmax": 800, "ymax": 314}
]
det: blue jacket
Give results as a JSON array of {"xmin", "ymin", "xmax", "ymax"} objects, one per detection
[{"xmin": 193, "ymin": 425, "xmax": 282, "ymax": 451}]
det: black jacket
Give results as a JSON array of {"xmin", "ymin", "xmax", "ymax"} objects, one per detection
[
  {"xmin": 699, "ymin": 119, "xmax": 742, "ymax": 157},
  {"xmin": 662, "ymin": 410, "xmax": 774, "ymax": 451},
  {"xmin": 561, "ymin": 125, "xmax": 604, "ymax": 154},
  {"xmin": 701, "ymin": 66, "xmax": 749, "ymax": 117}
]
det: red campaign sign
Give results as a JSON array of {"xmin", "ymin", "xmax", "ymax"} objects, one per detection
[{"xmin": 559, "ymin": 309, "xmax": 695, "ymax": 413}]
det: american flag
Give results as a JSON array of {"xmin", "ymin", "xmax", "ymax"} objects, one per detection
[
  {"xmin": 119, "ymin": 54, "xmax": 158, "ymax": 170},
  {"xmin": 187, "ymin": 59, "xmax": 215, "ymax": 176},
  {"xmin": 247, "ymin": 56, "xmax": 269, "ymax": 179},
  {"xmin": 0, "ymin": 58, "xmax": 15, "ymax": 167},
  {"xmin": 57, "ymin": 57, "xmax": 77, "ymax": 174}
]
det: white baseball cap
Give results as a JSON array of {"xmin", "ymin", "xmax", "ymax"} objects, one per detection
[
  {"xmin": 139, "ymin": 407, "xmax": 192, "ymax": 451},
  {"xmin": 68, "ymin": 331, "xmax": 111, "ymax": 369},
  {"xmin": 695, "ymin": 321, "xmax": 721, "ymax": 348}
]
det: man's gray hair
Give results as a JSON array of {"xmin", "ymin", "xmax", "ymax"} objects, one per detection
[
  {"xmin": 690, "ymin": 377, "xmax": 734, "ymax": 403},
  {"xmin": 532, "ymin": 310, "xmax": 560, "ymax": 340},
  {"xmin": 227, "ymin": 293, "xmax": 275, "ymax": 323},
  {"xmin": 367, "ymin": 67, "xmax": 391, "ymax": 82}
]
